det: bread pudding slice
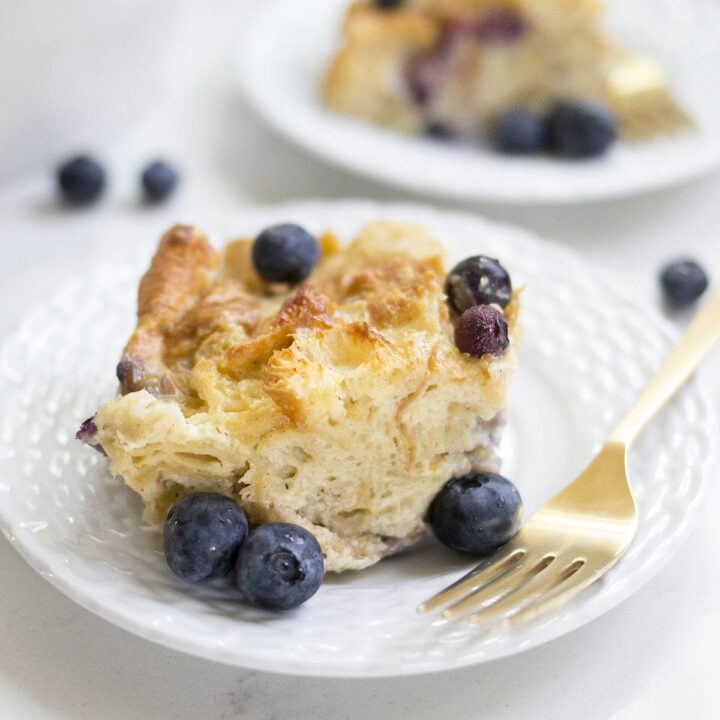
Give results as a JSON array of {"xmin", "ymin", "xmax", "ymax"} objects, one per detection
[
  {"xmin": 324, "ymin": 0, "xmax": 612, "ymax": 135},
  {"xmin": 90, "ymin": 221, "xmax": 518, "ymax": 572}
]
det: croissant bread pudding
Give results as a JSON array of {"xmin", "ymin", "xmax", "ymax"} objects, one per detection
[
  {"xmin": 323, "ymin": 0, "xmax": 689, "ymax": 158},
  {"xmin": 79, "ymin": 220, "xmax": 521, "ymax": 609}
]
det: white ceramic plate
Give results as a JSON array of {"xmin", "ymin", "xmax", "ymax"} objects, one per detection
[
  {"xmin": 238, "ymin": 0, "xmax": 720, "ymax": 204},
  {"xmin": 0, "ymin": 201, "xmax": 714, "ymax": 677}
]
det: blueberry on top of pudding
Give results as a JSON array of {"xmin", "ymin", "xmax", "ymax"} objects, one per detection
[
  {"xmin": 445, "ymin": 255, "xmax": 512, "ymax": 314},
  {"xmin": 454, "ymin": 304, "xmax": 510, "ymax": 357},
  {"xmin": 252, "ymin": 224, "xmax": 320, "ymax": 284}
]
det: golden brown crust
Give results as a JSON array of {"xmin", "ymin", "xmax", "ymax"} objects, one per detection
[
  {"xmin": 118, "ymin": 225, "xmax": 221, "ymax": 395},
  {"xmin": 222, "ymin": 284, "xmax": 335, "ymax": 378},
  {"xmin": 136, "ymin": 225, "xmax": 220, "ymax": 324}
]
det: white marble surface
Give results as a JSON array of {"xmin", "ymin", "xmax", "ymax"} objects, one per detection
[{"xmin": 1, "ymin": 1, "xmax": 720, "ymax": 717}]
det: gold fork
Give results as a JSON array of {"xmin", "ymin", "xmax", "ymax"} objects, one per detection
[
  {"xmin": 419, "ymin": 289, "xmax": 720, "ymax": 626},
  {"xmin": 607, "ymin": 54, "xmax": 694, "ymax": 141}
]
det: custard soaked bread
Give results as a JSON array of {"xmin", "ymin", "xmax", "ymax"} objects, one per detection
[
  {"xmin": 92, "ymin": 221, "xmax": 518, "ymax": 571},
  {"xmin": 324, "ymin": 0, "xmax": 612, "ymax": 136}
]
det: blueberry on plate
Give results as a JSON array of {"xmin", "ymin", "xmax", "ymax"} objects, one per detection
[
  {"xmin": 546, "ymin": 101, "xmax": 617, "ymax": 159},
  {"xmin": 57, "ymin": 154, "xmax": 106, "ymax": 206},
  {"xmin": 141, "ymin": 160, "xmax": 179, "ymax": 203},
  {"xmin": 491, "ymin": 110, "xmax": 546, "ymax": 155},
  {"xmin": 252, "ymin": 224, "xmax": 320, "ymax": 284},
  {"xmin": 660, "ymin": 258, "xmax": 709, "ymax": 310},
  {"xmin": 428, "ymin": 473, "xmax": 522, "ymax": 555},
  {"xmin": 164, "ymin": 493, "xmax": 248, "ymax": 583},
  {"xmin": 454, "ymin": 304, "xmax": 509, "ymax": 357},
  {"xmin": 235, "ymin": 523, "xmax": 324, "ymax": 611},
  {"xmin": 445, "ymin": 255, "xmax": 513, "ymax": 314}
]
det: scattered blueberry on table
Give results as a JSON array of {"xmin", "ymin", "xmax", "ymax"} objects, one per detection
[
  {"xmin": 545, "ymin": 101, "xmax": 617, "ymax": 159},
  {"xmin": 252, "ymin": 224, "xmax": 320, "ymax": 284},
  {"xmin": 164, "ymin": 493, "xmax": 249, "ymax": 583},
  {"xmin": 660, "ymin": 258, "xmax": 709, "ymax": 310},
  {"xmin": 235, "ymin": 523, "xmax": 325, "ymax": 611},
  {"xmin": 491, "ymin": 109, "xmax": 546, "ymax": 155},
  {"xmin": 57, "ymin": 154, "xmax": 106, "ymax": 206},
  {"xmin": 445, "ymin": 256, "xmax": 513, "ymax": 314},
  {"xmin": 141, "ymin": 160, "xmax": 180, "ymax": 203},
  {"xmin": 428, "ymin": 473, "xmax": 523, "ymax": 555}
]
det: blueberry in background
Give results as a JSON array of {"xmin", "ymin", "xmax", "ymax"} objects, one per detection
[
  {"xmin": 428, "ymin": 473, "xmax": 523, "ymax": 555},
  {"xmin": 374, "ymin": 0, "xmax": 404, "ymax": 9},
  {"xmin": 252, "ymin": 224, "xmax": 320, "ymax": 284},
  {"xmin": 57, "ymin": 154, "xmax": 106, "ymax": 206},
  {"xmin": 660, "ymin": 258, "xmax": 709, "ymax": 310},
  {"xmin": 424, "ymin": 121, "xmax": 457, "ymax": 141},
  {"xmin": 491, "ymin": 110, "xmax": 546, "ymax": 155},
  {"xmin": 164, "ymin": 493, "xmax": 248, "ymax": 583},
  {"xmin": 546, "ymin": 101, "xmax": 617, "ymax": 159},
  {"xmin": 235, "ymin": 523, "xmax": 324, "ymax": 611},
  {"xmin": 445, "ymin": 255, "xmax": 513, "ymax": 314},
  {"xmin": 141, "ymin": 160, "xmax": 179, "ymax": 203}
]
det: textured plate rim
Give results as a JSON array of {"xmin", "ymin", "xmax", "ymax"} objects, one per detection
[
  {"xmin": 237, "ymin": 0, "xmax": 720, "ymax": 205},
  {"xmin": 0, "ymin": 199, "xmax": 716, "ymax": 678}
]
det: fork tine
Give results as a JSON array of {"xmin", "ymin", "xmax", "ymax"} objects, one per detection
[
  {"xmin": 417, "ymin": 545, "xmax": 525, "ymax": 614},
  {"xmin": 503, "ymin": 558, "xmax": 617, "ymax": 628},
  {"xmin": 469, "ymin": 557, "xmax": 586, "ymax": 625},
  {"xmin": 442, "ymin": 553, "xmax": 555, "ymax": 620}
]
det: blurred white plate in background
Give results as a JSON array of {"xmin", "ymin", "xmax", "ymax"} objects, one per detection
[
  {"xmin": 238, "ymin": 0, "xmax": 720, "ymax": 204},
  {"xmin": 0, "ymin": 201, "xmax": 714, "ymax": 676}
]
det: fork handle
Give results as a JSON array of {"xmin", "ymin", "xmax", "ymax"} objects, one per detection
[{"xmin": 610, "ymin": 289, "xmax": 720, "ymax": 446}]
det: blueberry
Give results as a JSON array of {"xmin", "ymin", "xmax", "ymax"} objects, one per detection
[
  {"xmin": 491, "ymin": 110, "xmax": 546, "ymax": 154},
  {"xmin": 75, "ymin": 416, "xmax": 106, "ymax": 456},
  {"xmin": 57, "ymin": 155, "xmax": 106, "ymax": 206},
  {"xmin": 454, "ymin": 305, "xmax": 509, "ymax": 357},
  {"xmin": 374, "ymin": 0, "xmax": 404, "ymax": 9},
  {"xmin": 660, "ymin": 258, "xmax": 709, "ymax": 310},
  {"xmin": 235, "ymin": 523, "xmax": 324, "ymax": 611},
  {"xmin": 406, "ymin": 54, "xmax": 440, "ymax": 105},
  {"xmin": 141, "ymin": 160, "xmax": 179, "ymax": 203},
  {"xmin": 546, "ymin": 101, "xmax": 617, "ymax": 158},
  {"xmin": 252, "ymin": 224, "xmax": 320, "ymax": 284},
  {"xmin": 164, "ymin": 493, "xmax": 248, "ymax": 583},
  {"xmin": 428, "ymin": 473, "xmax": 522, "ymax": 555},
  {"xmin": 425, "ymin": 121, "xmax": 457, "ymax": 140},
  {"xmin": 473, "ymin": 8, "xmax": 528, "ymax": 43},
  {"xmin": 445, "ymin": 256, "xmax": 512, "ymax": 314}
]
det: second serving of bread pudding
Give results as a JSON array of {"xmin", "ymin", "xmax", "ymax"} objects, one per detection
[
  {"xmin": 88, "ymin": 221, "xmax": 518, "ymax": 572},
  {"xmin": 323, "ymin": 0, "xmax": 690, "ymax": 158}
]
